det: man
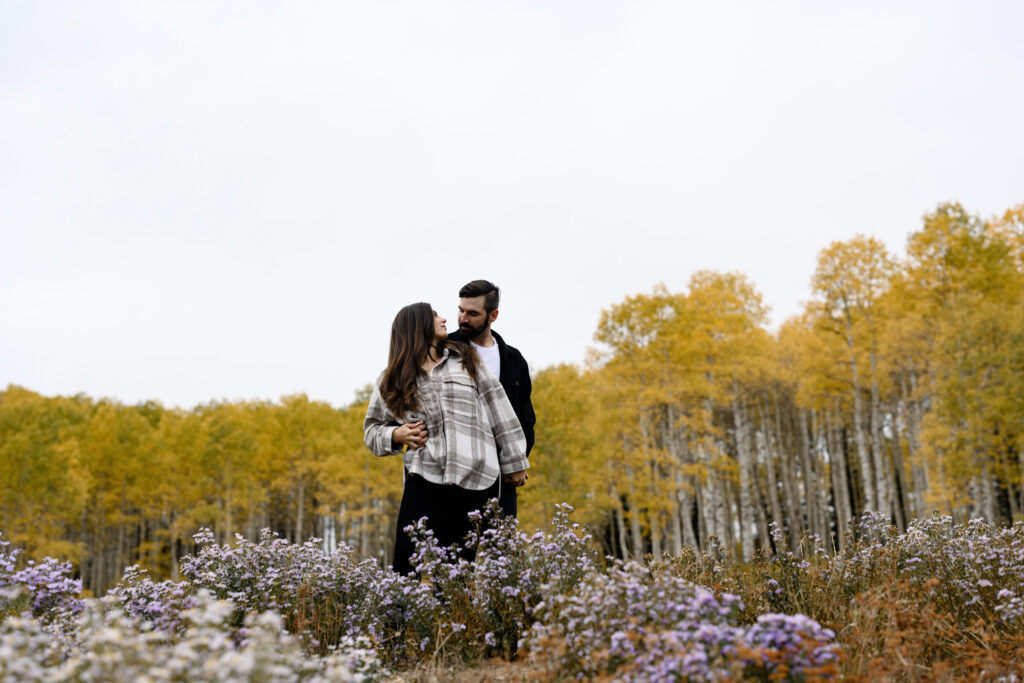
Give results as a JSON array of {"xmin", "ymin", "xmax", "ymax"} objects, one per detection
[{"xmin": 449, "ymin": 280, "xmax": 535, "ymax": 518}]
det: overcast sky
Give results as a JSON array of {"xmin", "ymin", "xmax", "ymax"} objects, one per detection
[{"xmin": 2, "ymin": 1, "xmax": 1022, "ymax": 409}]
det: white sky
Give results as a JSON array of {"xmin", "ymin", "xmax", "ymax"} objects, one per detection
[{"xmin": 2, "ymin": 1, "xmax": 1022, "ymax": 409}]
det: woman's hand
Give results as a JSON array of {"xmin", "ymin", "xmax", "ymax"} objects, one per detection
[
  {"xmin": 393, "ymin": 421, "xmax": 428, "ymax": 449},
  {"xmin": 502, "ymin": 469, "xmax": 528, "ymax": 487}
]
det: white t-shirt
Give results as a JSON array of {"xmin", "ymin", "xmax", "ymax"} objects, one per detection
[{"xmin": 472, "ymin": 340, "xmax": 501, "ymax": 381}]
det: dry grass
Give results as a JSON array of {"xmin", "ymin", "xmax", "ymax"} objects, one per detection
[{"xmin": 386, "ymin": 658, "xmax": 544, "ymax": 683}]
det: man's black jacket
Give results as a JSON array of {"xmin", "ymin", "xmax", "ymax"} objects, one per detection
[{"xmin": 449, "ymin": 329, "xmax": 535, "ymax": 456}]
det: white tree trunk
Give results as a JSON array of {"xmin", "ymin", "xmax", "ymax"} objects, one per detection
[{"xmin": 732, "ymin": 392, "xmax": 755, "ymax": 561}]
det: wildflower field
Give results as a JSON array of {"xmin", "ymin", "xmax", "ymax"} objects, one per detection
[{"xmin": 2, "ymin": 506, "xmax": 1023, "ymax": 682}]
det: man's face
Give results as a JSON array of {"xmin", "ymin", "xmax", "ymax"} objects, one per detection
[{"xmin": 458, "ymin": 296, "xmax": 497, "ymax": 339}]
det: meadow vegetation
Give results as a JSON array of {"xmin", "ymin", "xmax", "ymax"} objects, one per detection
[{"xmin": 3, "ymin": 505, "xmax": 1022, "ymax": 680}]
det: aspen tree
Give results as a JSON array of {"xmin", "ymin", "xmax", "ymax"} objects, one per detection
[
  {"xmin": 811, "ymin": 235, "xmax": 896, "ymax": 516},
  {"xmin": 0, "ymin": 387, "xmax": 90, "ymax": 560}
]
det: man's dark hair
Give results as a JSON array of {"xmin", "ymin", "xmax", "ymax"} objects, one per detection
[{"xmin": 459, "ymin": 280, "xmax": 500, "ymax": 314}]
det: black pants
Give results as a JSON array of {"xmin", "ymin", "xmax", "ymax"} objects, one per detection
[
  {"xmin": 498, "ymin": 481, "xmax": 517, "ymax": 518},
  {"xmin": 392, "ymin": 472, "xmax": 500, "ymax": 576}
]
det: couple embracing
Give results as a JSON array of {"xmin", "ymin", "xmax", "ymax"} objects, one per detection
[{"xmin": 363, "ymin": 280, "xmax": 536, "ymax": 576}]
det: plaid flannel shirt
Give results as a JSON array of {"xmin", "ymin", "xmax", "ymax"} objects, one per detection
[{"xmin": 363, "ymin": 347, "xmax": 528, "ymax": 491}]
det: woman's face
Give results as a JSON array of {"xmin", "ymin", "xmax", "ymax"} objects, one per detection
[{"xmin": 432, "ymin": 310, "xmax": 448, "ymax": 342}]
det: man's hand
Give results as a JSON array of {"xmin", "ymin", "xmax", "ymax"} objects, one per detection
[
  {"xmin": 502, "ymin": 469, "xmax": 528, "ymax": 487},
  {"xmin": 393, "ymin": 422, "xmax": 428, "ymax": 449}
]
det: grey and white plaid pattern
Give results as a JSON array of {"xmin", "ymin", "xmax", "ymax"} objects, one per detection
[{"xmin": 363, "ymin": 348, "xmax": 528, "ymax": 491}]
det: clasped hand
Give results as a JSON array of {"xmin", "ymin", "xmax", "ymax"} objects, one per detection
[
  {"xmin": 502, "ymin": 469, "xmax": 528, "ymax": 487},
  {"xmin": 393, "ymin": 421, "xmax": 428, "ymax": 449}
]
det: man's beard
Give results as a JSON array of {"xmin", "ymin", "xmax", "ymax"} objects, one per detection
[{"xmin": 459, "ymin": 320, "xmax": 489, "ymax": 340}]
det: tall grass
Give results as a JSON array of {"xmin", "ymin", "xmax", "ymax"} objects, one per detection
[{"xmin": 3, "ymin": 509, "xmax": 1022, "ymax": 680}]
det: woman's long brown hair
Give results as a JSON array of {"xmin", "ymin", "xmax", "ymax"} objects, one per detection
[{"xmin": 380, "ymin": 302, "xmax": 480, "ymax": 416}]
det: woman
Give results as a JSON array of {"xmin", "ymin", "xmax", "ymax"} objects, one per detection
[{"xmin": 363, "ymin": 302, "xmax": 528, "ymax": 575}]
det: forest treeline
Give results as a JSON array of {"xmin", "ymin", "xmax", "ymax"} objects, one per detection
[{"xmin": 2, "ymin": 201, "xmax": 1022, "ymax": 595}]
